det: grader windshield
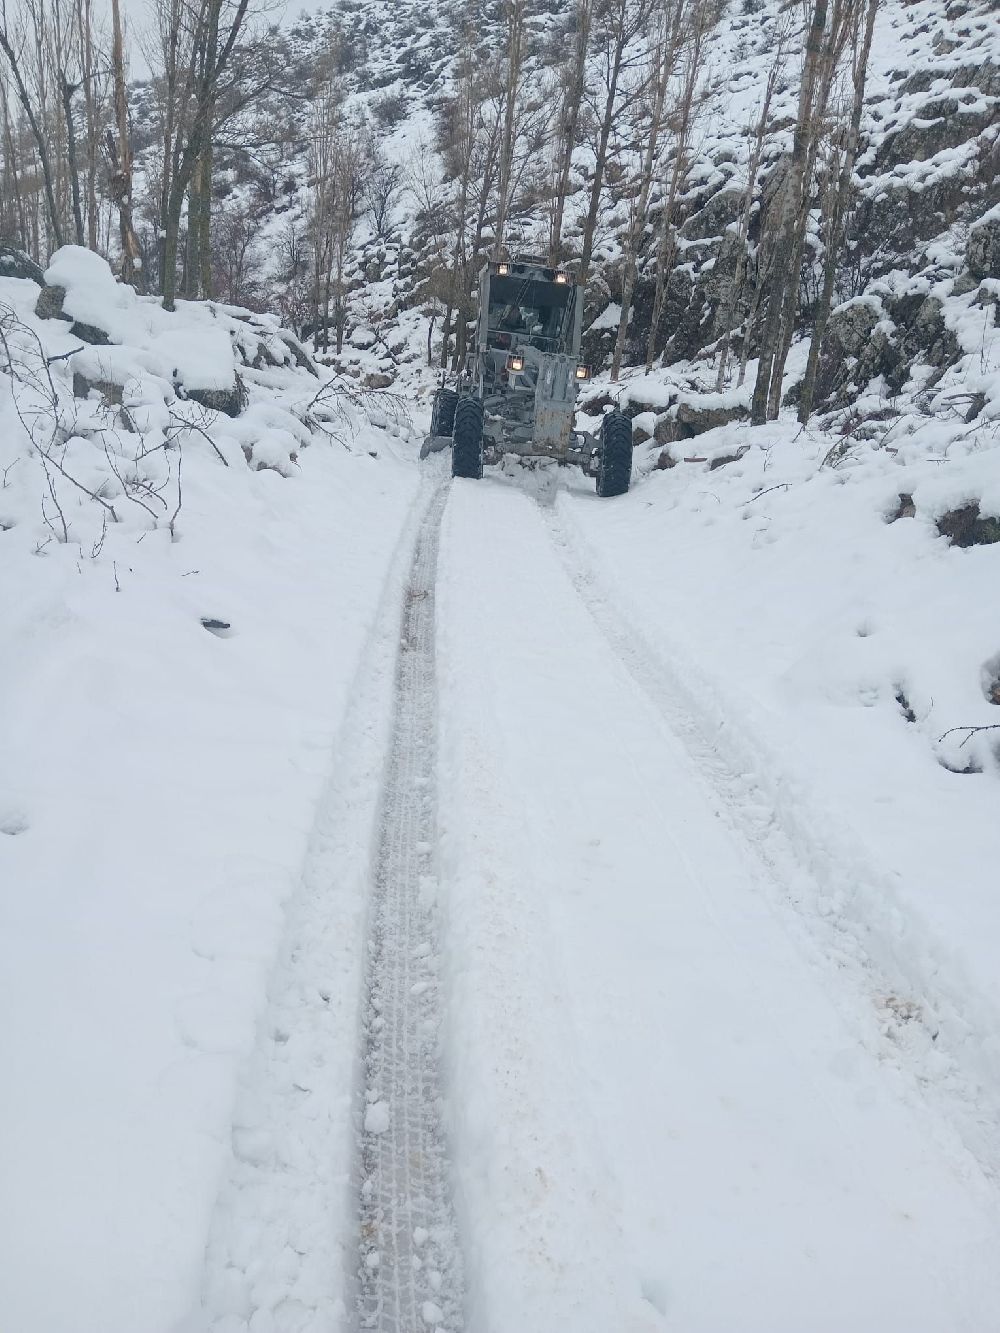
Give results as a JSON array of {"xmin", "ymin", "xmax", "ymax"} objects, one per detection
[{"xmin": 485, "ymin": 274, "xmax": 578, "ymax": 352}]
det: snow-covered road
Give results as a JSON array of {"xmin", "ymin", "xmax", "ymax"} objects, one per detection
[
  {"xmin": 434, "ymin": 474, "xmax": 1000, "ymax": 1332},
  {"xmin": 6, "ymin": 448, "xmax": 1000, "ymax": 1333}
]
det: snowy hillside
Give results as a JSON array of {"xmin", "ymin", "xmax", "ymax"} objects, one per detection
[{"xmin": 125, "ymin": 0, "xmax": 999, "ymax": 406}]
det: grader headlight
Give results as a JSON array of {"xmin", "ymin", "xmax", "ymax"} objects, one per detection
[
  {"xmin": 555, "ymin": 270, "xmax": 570, "ymax": 284},
  {"xmin": 575, "ymin": 364, "xmax": 590, "ymax": 380},
  {"xmin": 507, "ymin": 353, "xmax": 525, "ymax": 373}
]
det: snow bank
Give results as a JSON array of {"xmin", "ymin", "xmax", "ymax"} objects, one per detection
[{"xmin": 0, "ymin": 264, "xmax": 421, "ymax": 1332}]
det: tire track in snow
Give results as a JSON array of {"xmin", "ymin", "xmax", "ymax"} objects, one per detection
[
  {"xmin": 195, "ymin": 472, "xmax": 447, "ymax": 1333},
  {"xmin": 356, "ymin": 482, "xmax": 463, "ymax": 1333},
  {"xmin": 540, "ymin": 492, "xmax": 1000, "ymax": 1187}
]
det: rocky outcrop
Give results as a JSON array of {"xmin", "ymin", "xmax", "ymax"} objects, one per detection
[
  {"xmin": 812, "ymin": 292, "xmax": 963, "ymax": 410},
  {"xmin": 967, "ymin": 214, "xmax": 1000, "ymax": 280},
  {"xmin": 680, "ymin": 189, "xmax": 742, "ymax": 242},
  {"xmin": 0, "ymin": 246, "xmax": 44, "ymax": 285},
  {"xmin": 872, "ymin": 100, "xmax": 994, "ymax": 171}
]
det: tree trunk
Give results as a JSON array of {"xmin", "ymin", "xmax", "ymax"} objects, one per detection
[
  {"xmin": 798, "ymin": 0, "xmax": 877, "ymax": 422},
  {"xmin": 109, "ymin": 0, "xmax": 143, "ymax": 289},
  {"xmin": 644, "ymin": 18, "xmax": 703, "ymax": 371},
  {"xmin": 579, "ymin": 57, "xmax": 622, "ymax": 283},
  {"xmin": 750, "ymin": 168, "xmax": 795, "ymax": 423},
  {"xmin": 162, "ymin": 183, "xmax": 185, "ymax": 310},
  {"xmin": 715, "ymin": 46, "xmax": 781, "ymax": 390},
  {"xmin": 751, "ymin": 0, "xmax": 829, "ymax": 424},
  {"xmin": 198, "ymin": 144, "xmax": 213, "ymax": 298},
  {"xmin": 185, "ymin": 167, "xmax": 200, "ymax": 296},
  {"xmin": 334, "ymin": 236, "xmax": 345, "ymax": 353},
  {"xmin": 495, "ymin": 0, "xmax": 524, "ymax": 257},
  {"xmin": 549, "ymin": 0, "xmax": 592, "ymax": 264},
  {"xmin": 611, "ymin": 15, "xmax": 677, "ymax": 381},
  {"xmin": 75, "ymin": 0, "xmax": 100, "ymax": 249},
  {"xmin": 766, "ymin": 0, "xmax": 855, "ymax": 417}
]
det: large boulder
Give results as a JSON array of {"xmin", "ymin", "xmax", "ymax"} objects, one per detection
[
  {"xmin": 936, "ymin": 502, "xmax": 1000, "ymax": 547},
  {"xmin": 34, "ymin": 284, "xmax": 70, "ymax": 322},
  {"xmin": 34, "ymin": 279, "xmax": 112, "ymax": 344},
  {"xmin": 825, "ymin": 299, "xmax": 881, "ymax": 358},
  {"xmin": 657, "ymin": 395, "xmax": 750, "ymax": 442},
  {"xmin": 185, "ymin": 375, "xmax": 248, "ymax": 418}
]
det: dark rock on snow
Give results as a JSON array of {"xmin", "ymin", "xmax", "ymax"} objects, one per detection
[{"xmin": 936, "ymin": 503, "xmax": 1000, "ymax": 547}]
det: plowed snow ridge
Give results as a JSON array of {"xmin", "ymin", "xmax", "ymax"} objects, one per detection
[{"xmin": 357, "ymin": 483, "xmax": 463, "ymax": 1332}]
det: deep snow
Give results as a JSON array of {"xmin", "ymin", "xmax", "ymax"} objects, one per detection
[
  {"xmin": 436, "ymin": 475, "xmax": 1000, "ymax": 1333},
  {"xmin": 0, "ymin": 257, "xmax": 423, "ymax": 1331},
  {"xmin": 3, "ymin": 253, "xmax": 1000, "ymax": 1332}
]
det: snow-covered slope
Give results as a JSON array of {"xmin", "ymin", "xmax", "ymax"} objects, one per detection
[{"xmin": 0, "ymin": 251, "xmax": 423, "ymax": 1331}]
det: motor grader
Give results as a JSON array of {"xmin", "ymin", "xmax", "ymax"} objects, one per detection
[{"xmin": 421, "ymin": 259, "xmax": 632, "ymax": 497}]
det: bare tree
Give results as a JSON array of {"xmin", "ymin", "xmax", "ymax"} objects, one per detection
[
  {"xmin": 308, "ymin": 92, "xmax": 366, "ymax": 354},
  {"xmin": 274, "ymin": 219, "xmax": 310, "ymax": 336},
  {"xmin": 797, "ymin": 0, "xmax": 880, "ymax": 421},
  {"xmin": 579, "ymin": 0, "xmax": 656, "ymax": 282},
  {"xmin": 211, "ymin": 202, "xmax": 262, "ymax": 306},
  {"xmin": 750, "ymin": 0, "xmax": 859, "ymax": 423},
  {"xmin": 152, "ymin": 0, "xmax": 274, "ymax": 309},
  {"xmin": 432, "ymin": 38, "xmax": 503, "ymax": 368},
  {"xmin": 610, "ymin": 0, "xmax": 688, "ymax": 381},
  {"xmin": 0, "ymin": 1, "xmax": 64, "ymax": 247},
  {"xmin": 106, "ymin": 0, "xmax": 142, "ymax": 287},
  {"xmin": 495, "ymin": 0, "xmax": 527, "ymax": 257},
  {"xmin": 714, "ymin": 27, "xmax": 788, "ymax": 390},
  {"xmin": 548, "ymin": 0, "xmax": 593, "ymax": 264},
  {"xmin": 362, "ymin": 141, "xmax": 402, "ymax": 240},
  {"xmin": 643, "ymin": 9, "xmax": 708, "ymax": 371}
]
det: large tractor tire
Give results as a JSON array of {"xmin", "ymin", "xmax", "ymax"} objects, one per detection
[
  {"xmin": 430, "ymin": 386, "xmax": 458, "ymax": 437},
  {"xmin": 596, "ymin": 410, "xmax": 633, "ymax": 498},
  {"xmin": 452, "ymin": 396, "xmax": 484, "ymax": 479}
]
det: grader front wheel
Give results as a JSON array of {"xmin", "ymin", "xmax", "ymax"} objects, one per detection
[
  {"xmin": 596, "ymin": 411, "xmax": 633, "ymax": 497},
  {"xmin": 452, "ymin": 397, "xmax": 484, "ymax": 479}
]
